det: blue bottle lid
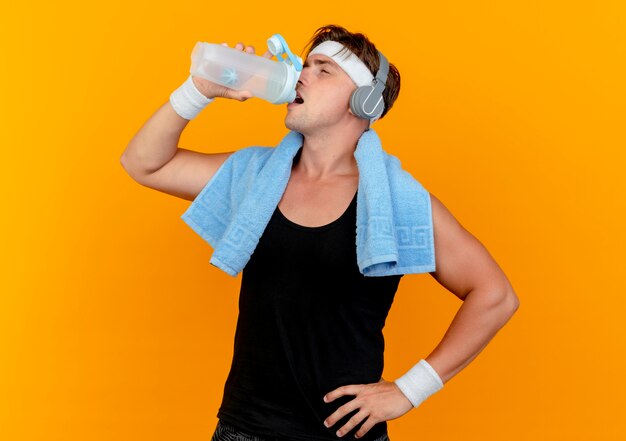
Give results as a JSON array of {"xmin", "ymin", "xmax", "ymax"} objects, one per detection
[{"xmin": 267, "ymin": 34, "xmax": 303, "ymax": 104}]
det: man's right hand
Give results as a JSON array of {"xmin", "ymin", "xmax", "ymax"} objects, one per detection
[{"xmin": 192, "ymin": 41, "xmax": 274, "ymax": 101}]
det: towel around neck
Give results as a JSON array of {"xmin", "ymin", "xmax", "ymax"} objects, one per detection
[{"xmin": 180, "ymin": 128, "xmax": 436, "ymax": 277}]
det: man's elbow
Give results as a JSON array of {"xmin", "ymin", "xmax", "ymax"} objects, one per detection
[
  {"xmin": 487, "ymin": 288, "xmax": 520, "ymax": 330},
  {"xmin": 501, "ymin": 288, "xmax": 520, "ymax": 317},
  {"xmin": 481, "ymin": 285, "xmax": 520, "ymax": 319},
  {"xmin": 120, "ymin": 152, "xmax": 129, "ymax": 171},
  {"xmin": 120, "ymin": 152, "xmax": 147, "ymax": 184}
]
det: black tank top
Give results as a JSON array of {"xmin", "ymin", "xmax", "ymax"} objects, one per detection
[{"xmin": 216, "ymin": 185, "xmax": 403, "ymax": 441}]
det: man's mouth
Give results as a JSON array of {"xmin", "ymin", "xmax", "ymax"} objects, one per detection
[{"xmin": 287, "ymin": 91, "xmax": 304, "ymax": 108}]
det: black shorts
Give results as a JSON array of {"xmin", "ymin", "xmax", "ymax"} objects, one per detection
[{"xmin": 210, "ymin": 420, "xmax": 391, "ymax": 441}]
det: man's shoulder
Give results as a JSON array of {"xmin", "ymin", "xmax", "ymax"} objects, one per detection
[
  {"xmin": 224, "ymin": 145, "xmax": 276, "ymax": 178},
  {"xmin": 231, "ymin": 145, "xmax": 273, "ymax": 159},
  {"xmin": 228, "ymin": 145, "xmax": 274, "ymax": 166},
  {"xmin": 382, "ymin": 151, "xmax": 429, "ymax": 193}
]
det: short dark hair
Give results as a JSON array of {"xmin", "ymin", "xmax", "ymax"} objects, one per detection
[{"xmin": 301, "ymin": 24, "xmax": 401, "ymax": 121}]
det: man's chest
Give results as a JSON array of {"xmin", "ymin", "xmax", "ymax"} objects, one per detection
[{"xmin": 277, "ymin": 175, "xmax": 358, "ymax": 228}]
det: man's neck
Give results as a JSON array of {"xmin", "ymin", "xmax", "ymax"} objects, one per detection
[{"xmin": 294, "ymin": 130, "xmax": 363, "ymax": 180}]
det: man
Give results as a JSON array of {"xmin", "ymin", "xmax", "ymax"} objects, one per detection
[{"xmin": 121, "ymin": 24, "xmax": 519, "ymax": 441}]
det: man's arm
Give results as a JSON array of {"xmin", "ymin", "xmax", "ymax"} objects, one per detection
[
  {"xmin": 120, "ymin": 42, "xmax": 269, "ymax": 201},
  {"xmin": 119, "ymin": 99, "xmax": 235, "ymax": 201},
  {"xmin": 424, "ymin": 192, "xmax": 520, "ymax": 384},
  {"xmin": 319, "ymin": 193, "xmax": 521, "ymax": 436}
]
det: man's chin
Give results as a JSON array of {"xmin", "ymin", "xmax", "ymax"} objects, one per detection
[{"xmin": 284, "ymin": 118, "xmax": 305, "ymax": 134}]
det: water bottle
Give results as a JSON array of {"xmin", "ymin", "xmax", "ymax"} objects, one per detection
[{"xmin": 190, "ymin": 34, "xmax": 303, "ymax": 104}]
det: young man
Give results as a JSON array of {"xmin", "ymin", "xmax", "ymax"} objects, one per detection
[{"xmin": 121, "ymin": 25, "xmax": 519, "ymax": 441}]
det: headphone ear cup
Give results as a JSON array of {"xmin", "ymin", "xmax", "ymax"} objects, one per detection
[{"xmin": 350, "ymin": 85, "xmax": 384, "ymax": 120}]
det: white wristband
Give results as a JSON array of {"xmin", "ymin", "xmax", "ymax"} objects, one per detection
[
  {"xmin": 394, "ymin": 359, "xmax": 444, "ymax": 408},
  {"xmin": 169, "ymin": 75, "xmax": 215, "ymax": 120}
]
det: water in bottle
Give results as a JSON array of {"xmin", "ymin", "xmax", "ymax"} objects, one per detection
[{"xmin": 190, "ymin": 34, "xmax": 303, "ymax": 104}]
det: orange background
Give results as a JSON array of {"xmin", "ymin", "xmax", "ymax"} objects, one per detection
[{"xmin": 1, "ymin": 1, "xmax": 625, "ymax": 440}]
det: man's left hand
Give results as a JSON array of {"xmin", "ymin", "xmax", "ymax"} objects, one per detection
[{"xmin": 322, "ymin": 378, "xmax": 413, "ymax": 439}]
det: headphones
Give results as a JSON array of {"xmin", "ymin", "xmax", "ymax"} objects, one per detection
[
  {"xmin": 269, "ymin": 33, "xmax": 390, "ymax": 119},
  {"xmin": 349, "ymin": 50, "xmax": 389, "ymax": 121}
]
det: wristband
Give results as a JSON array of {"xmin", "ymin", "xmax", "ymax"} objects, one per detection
[
  {"xmin": 169, "ymin": 75, "xmax": 215, "ymax": 120},
  {"xmin": 394, "ymin": 359, "xmax": 444, "ymax": 408}
]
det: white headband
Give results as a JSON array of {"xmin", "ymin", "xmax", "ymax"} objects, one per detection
[
  {"xmin": 308, "ymin": 40, "xmax": 384, "ymax": 127},
  {"xmin": 309, "ymin": 40, "xmax": 374, "ymax": 87}
]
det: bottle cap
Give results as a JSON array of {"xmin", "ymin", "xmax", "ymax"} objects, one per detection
[
  {"xmin": 267, "ymin": 35, "xmax": 284, "ymax": 57},
  {"xmin": 267, "ymin": 34, "xmax": 303, "ymax": 104},
  {"xmin": 271, "ymin": 58, "xmax": 302, "ymax": 104}
]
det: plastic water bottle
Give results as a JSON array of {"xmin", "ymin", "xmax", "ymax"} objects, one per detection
[{"xmin": 190, "ymin": 34, "xmax": 303, "ymax": 104}]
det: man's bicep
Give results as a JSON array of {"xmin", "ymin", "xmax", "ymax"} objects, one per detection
[
  {"xmin": 136, "ymin": 149, "xmax": 235, "ymax": 201},
  {"xmin": 428, "ymin": 193, "xmax": 512, "ymax": 301}
]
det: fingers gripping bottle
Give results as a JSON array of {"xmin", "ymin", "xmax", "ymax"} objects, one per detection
[{"xmin": 190, "ymin": 34, "xmax": 303, "ymax": 104}]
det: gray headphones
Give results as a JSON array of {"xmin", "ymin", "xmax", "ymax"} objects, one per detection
[{"xmin": 349, "ymin": 50, "xmax": 390, "ymax": 121}]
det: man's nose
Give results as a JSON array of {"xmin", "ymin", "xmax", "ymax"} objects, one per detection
[{"xmin": 297, "ymin": 66, "xmax": 312, "ymax": 85}]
